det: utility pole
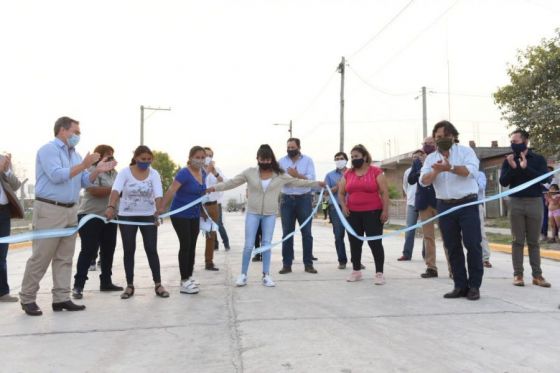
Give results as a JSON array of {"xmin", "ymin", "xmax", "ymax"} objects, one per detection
[
  {"xmin": 140, "ymin": 105, "xmax": 171, "ymax": 145},
  {"xmin": 288, "ymin": 120, "xmax": 293, "ymax": 138},
  {"xmin": 338, "ymin": 56, "xmax": 345, "ymax": 152},
  {"xmin": 422, "ymin": 86, "xmax": 427, "ymax": 139}
]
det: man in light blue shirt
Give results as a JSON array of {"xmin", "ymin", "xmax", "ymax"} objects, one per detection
[
  {"xmin": 278, "ymin": 138, "xmax": 318, "ymax": 274},
  {"xmin": 324, "ymin": 151, "xmax": 349, "ymax": 269},
  {"xmin": 19, "ymin": 116, "xmax": 116, "ymax": 316}
]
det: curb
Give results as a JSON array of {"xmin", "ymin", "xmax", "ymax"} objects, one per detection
[{"xmin": 8, "ymin": 241, "xmax": 32, "ymax": 250}]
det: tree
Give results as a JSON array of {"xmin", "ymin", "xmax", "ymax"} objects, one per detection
[
  {"xmin": 151, "ymin": 150, "xmax": 180, "ymax": 192},
  {"xmin": 494, "ymin": 29, "xmax": 560, "ymax": 157}
]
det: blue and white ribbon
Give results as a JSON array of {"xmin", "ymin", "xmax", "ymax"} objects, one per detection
[{"xmin": 0, "ymin": 195, "xmax": 209, "ymax": 244}]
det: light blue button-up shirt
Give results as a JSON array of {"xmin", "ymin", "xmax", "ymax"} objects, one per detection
[
  {"xmin": 278, "ymin": 154, "xmax": 316, "ymax": 195},
  {"xmin": 35, "ymin": 138, "xmax": 91, "ymax": 203},
  {"xmin": 324, "ymin": 168, "xmax": 345, "ymax": 202}
]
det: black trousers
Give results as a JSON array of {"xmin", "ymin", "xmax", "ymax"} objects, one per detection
[
  {"xmin": 118, "ymin": 215, "xmax": 160, "ymax": 284},
  {"xmin": 74, "ymin": 214, "xmax": 118, "ymax": 289},
  {"xmin": 171, "ymin": 217, "xmax": 200, "ymax": 280},
  {"xmin": 347, "ymin": 210, "xmax": 385, "ymax": 272}
]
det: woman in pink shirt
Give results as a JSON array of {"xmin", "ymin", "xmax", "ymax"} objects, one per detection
[{"xmin": 338, "ymin": 144, "xmax": 389, "ymax": 284}]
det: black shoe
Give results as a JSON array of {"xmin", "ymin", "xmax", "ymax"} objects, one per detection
[
  {"xmin": 443, "ymin": 288, "xmax": 468, "ymax": 299},
  {"xmin": 100, "ymin": 283, "xmax": 124, "ymax": 292},
  {"xmin": 420, "ymin": 269, "xmax": 438, "ymax": 278},
  {"xmin": 466, "ymin": 288, "xmax": 480, "ymax": 301},
  {"xmin": 252, "ymin": 254, "xmax": 262, "ymax": 262},
  {"xmin": 72, "ymin": 287, "xmax": 83, "ymax": 299},
  {"xmin": 225, "ymin": 245, "xmax": 231, "ymax": 251},
  {"xmin": 52, "ymin": 300, "xmax": 86, "ymax": 312},
  {"xmin": 312, "ymin": 256, "xmax": 318, "ymax": 261},
  {"xmin": 304, "ymin": 266, "xmax": 318, "ymax": 274},
  {"xmin": 21, "ymin": 302, "xmax": 43, "ymax": 316},
  {"xmin": 205, "ymin": 265, "xmax": 219, "ymax": 271},
  {"xmin": 360, "ymin": 264, "xmax": 366, "ymax": 270},
  {"xmin": 279, "ymin": 267, "xmax": 292, "ymax": 274}
]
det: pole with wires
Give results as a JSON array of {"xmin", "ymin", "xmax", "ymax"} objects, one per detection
[{"xmin": 338, "ymin": 56, "xmax": 345, "ymax": 152}]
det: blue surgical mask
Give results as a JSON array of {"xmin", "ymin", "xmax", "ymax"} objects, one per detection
[
  {"xmin": 137, "ymin": 161, "xmax": 151, "ymax": 170},
  {"xmin": 67, "ymin": 134, "xmax": 80, "ymax": 148}
]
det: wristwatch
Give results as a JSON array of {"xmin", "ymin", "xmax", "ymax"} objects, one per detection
[{"xmin": 214, "ymin": 173, "xmax": 220, "ymax": 178}]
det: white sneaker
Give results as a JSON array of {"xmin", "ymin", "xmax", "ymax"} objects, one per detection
[
  {"xmin": 374, "ymin": 272, "xmax": 385, "ymax": 285},
  {"xmin": 262, "ymin": 274, "xmax": 276, "ymax": 287},
  {"xmin": 180, "ymin": 279, "xmax": 199, "ymax": 294},
  {"xmin": 235, "ymin": 274, "xmax": 248, "ymax": 287},
  {"xmin": 189, "ymin": 277, "xmax": 200, "ymax": 286}
]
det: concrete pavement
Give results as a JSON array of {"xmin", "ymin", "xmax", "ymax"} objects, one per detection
[{"xmin": 1, "ymin": 212, "xmax": 560, "ymax": 372}]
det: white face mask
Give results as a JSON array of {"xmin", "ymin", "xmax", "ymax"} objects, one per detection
[
  {"xmin": 204, "ymin": 157, "xmax": 212, "ymax": 166},
  {"xmin": 335, "ymin": 160, "xmax": 347, "ymax": 170}
]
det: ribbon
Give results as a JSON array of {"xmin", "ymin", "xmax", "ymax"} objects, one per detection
[
  {"xmin": 0, "ymin": 195, "xmax": 209, "ymax": 244},
  {"xmin": 326, "ymin": 168, "xmax": 560, "ymax": 241}
]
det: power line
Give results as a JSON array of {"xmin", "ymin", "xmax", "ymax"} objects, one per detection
[
  {"xmin": 349, "ymin": 0, "xmax": 416, "ymax": 59},
  {"xmin": 367, "ymin": 0, "xmax": 462, "ymax": 78},
  {"xmin": 348, "ymin": 65, "xmax": 417, "ymax": 97},
  {"xmin": 292, "ymin": 69, "xmax": 338, "ymax": 121}
]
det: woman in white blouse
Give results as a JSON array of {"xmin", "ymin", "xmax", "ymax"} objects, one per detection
[{"xmin": 105, "ymin": 145, "xmax": 169, "ymax": 299}]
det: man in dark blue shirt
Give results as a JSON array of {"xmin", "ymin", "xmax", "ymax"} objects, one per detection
[{"xmin": 499, "ymin": 129, "xmax": 550, "ymax": 288}]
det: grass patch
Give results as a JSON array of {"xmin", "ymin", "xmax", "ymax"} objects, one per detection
[{"xmin": 485, "ymin": 217, "xmax": 510, "ymax": 229}]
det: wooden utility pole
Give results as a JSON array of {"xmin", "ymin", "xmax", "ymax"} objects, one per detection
[{"xmin": 338, "ymin": 56, "xmax": 345, "ymax": 152}]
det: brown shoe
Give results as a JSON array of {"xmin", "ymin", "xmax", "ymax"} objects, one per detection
[
  {"xmin": 483, "ymin": 260, "xmax": 492, "ymax": 268},
  {"xmin": 513, "ymin": 275, "xmax": 524, "ymax": 286},
  {"xmin": 532, "ymin": 276, "xmax": 551, "ymax": 288}
]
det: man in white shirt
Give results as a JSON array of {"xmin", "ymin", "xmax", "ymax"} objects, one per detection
[
  {"xmin": 399, "ymin": 150, "xmax": 425, "ymax": 261},
  {"xmin": 420, "ymin": 120, "xmax": 483, "ymax": 301},
  {"xmin": 203, "ymin": 147, "xmax": 225, "ymax": 271}
]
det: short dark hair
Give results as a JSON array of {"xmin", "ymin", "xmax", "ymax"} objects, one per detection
[
  {"xmin": 334, "ymin": 151, "xmax": 348, "ymax": 161},
  {"xmin": 203, "ymin": 147, "xmax": 213, "ymax": 154},
  {"xmin": 510, "ymin": 129, "xmax": 530, "ymax": 140},
  {"xmin": 412, "ymin": 149, "xmax": 424, "ymax": 156},
  {"xmin": 432, "ymin": 120, "xmax": 459, "ymax": 143},
  {"xmin": 93, "ymin": 145, "xmax": 114, "ymax": 157},
  {"xmin": 350, "ymin": 144, "xmax": 372, "ymax": 166},
  {"xmin": 54, "ymin": 116, "xmax": 79, "ymax": 136},
  {"xmin": 287, "ymin": 138, "xmax": 301, "ymax": 148},
  {"xmin": 550, "ymin": 183, "xmax": 559, "ymax": 191}
]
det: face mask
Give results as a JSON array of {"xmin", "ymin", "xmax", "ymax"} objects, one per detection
[
  {"xmin": 335, "ymin": 160, "xmax": 347, "ymax": 169},
  {"xmin": 258, "ymin": 162, "xmax": 272, "ymax": 170},
  {"xmin": 436, "ymin": 137, "xmax": 454, "ymax": 152},
  {"xmin": 136, "ymin": 161, "xmax": 151, "ymax": 170},
  {"xmin": 67, "ymin": 134, "xmax": 80, "ymax": 148},
  {"xmin": 287, "ymin": 149, "xmax": 300, "ymax": 158},
  {"xmin": 351, "ymin": 158, "xmax": 365, "ymax": 168},
  {"xmin": 204, "ymin": 157, "xmax": 212, "ymax": 166},
  {"xmin": 511, "ymin": 142, "xmax": 527, "ymax": 155},
  {"xmin": 422, "ymin": 144, "xmax": 436, "ymax": 154},
  {"xmin": 191, "ymin": 159, "xmax": 205, "ymax": 168}
]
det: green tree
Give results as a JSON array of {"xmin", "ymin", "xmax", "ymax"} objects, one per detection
[
  {"xmin": 494, "ymin": 29, "xmax": 560, "ymax": 156},
  {"xmin": 151, "ymin": 150, "xmax": 180, "ymax": 192}
]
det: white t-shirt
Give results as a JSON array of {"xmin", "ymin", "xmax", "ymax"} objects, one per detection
[
  {"xmin": 112, "ymin": 167, "xmax": 163, "ymax": 216},
  {"xmin": 205, "ymin": 167, "xmax": 225, "ymax": 203},
  {"xmin": 261, "ymin": 178, "xmax": 272, "ymax": 191},
  {"xmin": 403, "ymin": 168, "xmax": 417, "ymax": 207}
]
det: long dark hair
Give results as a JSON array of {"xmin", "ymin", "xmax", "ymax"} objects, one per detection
[
  {"xmin": 130, "ymin": 145, "xmax": 154, "ymax": 165},
  {"xmin": 350, "ymin": 144, "xmax": 372, "ymax": 168},
  {"xmin": 257, "ymin": 144, "xmax": 284, "ymax": 174}
]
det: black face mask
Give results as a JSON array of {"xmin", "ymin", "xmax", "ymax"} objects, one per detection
[
  {"xmin": 351, "ymin": 158, "xmax": 365, "ymax": 168},
  {"xmin": 511, "ymin": 142, "xmax": 527, "ymax": 155},
  {"xmin": 287, "ymin": 149, "xmax": 300, "ymax": 158},
  {"xmin": 258, "ymin": 162, "xmax": 272, "ymax": 170}
]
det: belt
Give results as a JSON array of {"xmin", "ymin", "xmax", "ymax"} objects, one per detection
[
  {"xmin": 204, "ymin": 201, "xmax": 218, "ymax": 206},
  {"xmin": 35, "ymin": 197, "xmax": 75, "ymax": 208},
  {"xmin": 440, "ymin": 194, "xmax": 477, "ymax": 205}
]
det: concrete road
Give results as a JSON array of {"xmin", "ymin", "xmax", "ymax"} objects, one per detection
[{"xmin": 1, "ymin": 212, "xmax": 559, "ymax": 373}]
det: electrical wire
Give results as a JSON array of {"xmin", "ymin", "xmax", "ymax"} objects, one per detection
[{"xmin": 349, "ymin": 0, "xmax": 416, "ymax": 59}]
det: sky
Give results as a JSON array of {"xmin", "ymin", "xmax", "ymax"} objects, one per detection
[{"xmin": 1, "ymin": 0, "xmax": 559, "ymax": 200}]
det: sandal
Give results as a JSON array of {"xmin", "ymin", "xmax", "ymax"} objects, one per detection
[
  {"xmin": 155, "ymin": 284, "xmax": 170, "ymax": 298},
  {"xmin": 120, "ymin": 285, "xmax": 135, "ymax": 299}
]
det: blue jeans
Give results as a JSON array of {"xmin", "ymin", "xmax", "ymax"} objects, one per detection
[
  {"xmin": 0, "ymin": 209, "xmax": 11, "ymax": 296},
  {"xmin": 402, "ymin": 205, "xmax": 424, "ymax": 258},
  {"xmin": 437, "ymin": 200, "xmax": 483, "ymax": 289},
  {"xmin": 280, "ymin": 193, "xmax": 314, "ymax": 267},
  {"xmin": 242, "ymin": 213, "xmax": 275, "ymax": 275},
  {"xmin": 328, "ymin": 204, "xmax": 347, "ymax": 263}
]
